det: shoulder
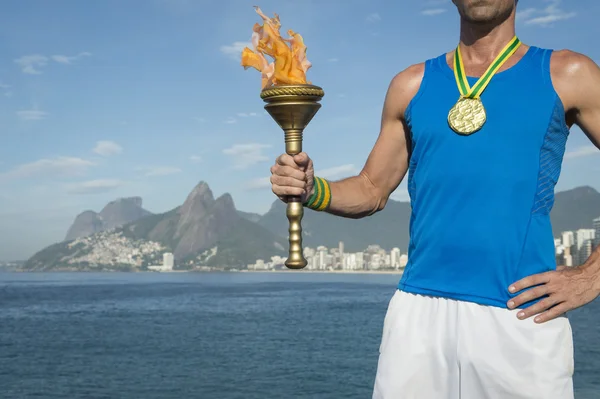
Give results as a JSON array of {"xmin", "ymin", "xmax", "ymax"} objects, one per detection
[
  {"xmin": 385, "ymin": 63, "xmax": 426, "ymax": 118},
  {"xmin": 550, "ymin": 49, "xmax": 598, "ymax": 81},
  {"xmin": 389, "ymin": 63, "xmax": 426, "ymax": 96},
  {"xmin": 550, "ymin": 49, "xmax": 600, "ymax": 110}
]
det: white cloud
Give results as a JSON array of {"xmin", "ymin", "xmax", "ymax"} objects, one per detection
[
  {"xmin": 193, "ymin": 117, "xmax": 206, "ymax": 123},
  {"xmin": 220, "ymin": 41, "xmax": 252, "ymax": 60},
  {"xmin": 366, "ymin": 13, "xmax": 381, "ymax": 23},
  {"xmin": 245, "ymin": 177, "xmax": 271, "ymax": 190},
  {"xmin": 93, "ymin": 140, "xmax": 123, "ymax": 157},
  {"xmin": 328, "ymin": 58, "xmax": 339, "ymax": 63},
  {"xmin": 190, "ymin": 155, "xmax": 202, "ymax": 163},
  {"xmin": 66, "ymin": 179, "xmax": 125, "ymax": 194},
  {"xmin": 223, "ymin": 143, "xmax": 271, "ymax": 169},
  {"xmin": 17, "ymin": 109, "xmax": 49, "ymax": 121},
  {"xmin": 237, "ymin": 112, "xmax": 258, "ymax": 118},
  {"xmin": 224, "ymin": 117, "xmax": 237, "ymax": 124},
  {"xmin": 0, "ymin": 82, "xmax": 11, "ymax": 97},
  {"xmin": 317, "ymin": 164, "xmax": 358, "ymax": 179},
  {"xmin": 0, "ymin": 157, "xmax": 95, "ymax": 181},
  {"xmin": 14, "ymin": 54, "xmax": 48, "ymax": 74},
  {"xmin": 15, "ymin": 52, "xmax": 91, "ymax": 74},
  {"xmin": 564, "ymin": 145, "xmax": 598, "ymax": 160},
  {"xmin": 421, "ymin": 8, "xmax": 447, "ymax": 16},
  {"xmin": 516, "ymin": 7, "xmax": 537, "ymax": 20},
  {"xmin": 51, "ymin": 52, "xmax": 91, "ymax": 64},
  {"xmin": 138, "ymin": 166, "xmax": 182, "ymax": 177},
  {"xmin": 519, "ymin": 0, "xmax": 576, "ymax": 26}
]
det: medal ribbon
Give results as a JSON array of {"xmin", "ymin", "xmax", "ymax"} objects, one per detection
[{"xmin": 454, "ymin": 36, "xmax": 521, "ymax": 99}]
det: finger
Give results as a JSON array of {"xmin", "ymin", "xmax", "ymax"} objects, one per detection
[
  {"xmin": 507, "ymin": 285, "xmax": 550, "ymax": 309},
  {"xmin": 509, "ymin": 272, "xmax": 553, "ymax": 293},
  {"xmin": 272, "ymin": 165, "xmax": 306, "ymax": 181},
  {"xmin": 293, "ymin": 152, "xmax": 310, "ymax": 167},
  {"xmin": 272, "ymin": 184, "xmax": 305, "ymax": 197},
  {"xmin": 276, "ymin": 154, "xmax": 298, "ymax": 168},
  {"xmin": 534, "ymin": 302, "xmax": 570, "ymax": 324},
  {"xmin": 514, "ymin": 296, "xmax": 560, "ymax": 320},
  {"xmin": 270, "ymin": 175, "xmax": 306, "ymax": 189}
]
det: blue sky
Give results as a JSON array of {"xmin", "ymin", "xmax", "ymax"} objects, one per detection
[{"xmin": 1, "ymin": 0, "xmax": 599, "ymax": 260}]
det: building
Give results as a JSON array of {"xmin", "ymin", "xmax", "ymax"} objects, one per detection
[
  {"xmin": 559, "ymin": 231, "xmax": 575, "ymax": 267},
  {"xmin": 148, "ymin": 252, "xmax": 175, "ymax": 272},
  {"xmin": 576, "ymin": 229, "xmax": 596, "ymax": 266},
  {"xmin": 399, "ymin": 254, "xmax": 409, "ymax": 268},
  {"xmin": 163, "ymin": 252, "xmax": 174, "ymax": 269},
  {"xmin": 391, "ymin": 248, "xmax": 401, "ymax": 269},
  {"xmin": 247, "ymin": 244, "xmax": 409, "ymax": 272},
  {"xmin": 594, "ymin": 217, "xmax": 600, "ymax": 249}
]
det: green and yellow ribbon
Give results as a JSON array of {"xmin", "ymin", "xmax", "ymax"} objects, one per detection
[
  {"xmin": 303, "ymin": 176, "xmax": 331, "ymax": 212},
  {"xmin": 453, "ymin": 36, "xmax": 521, "ymax": 99}
]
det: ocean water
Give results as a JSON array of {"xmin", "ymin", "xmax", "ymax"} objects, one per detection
[{"xmin": 0, "ymin": 272, "xmax": 598, "ymax": 399}]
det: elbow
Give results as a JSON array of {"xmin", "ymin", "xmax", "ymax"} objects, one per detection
[
  {"xmin": 358, "ymin": 171, "xmax": 388, "ymax": 218},
  {"xmin": 368, "ymin": 193, "xmax": 388, "ymax": 216}
]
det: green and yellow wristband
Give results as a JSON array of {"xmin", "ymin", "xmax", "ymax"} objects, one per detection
[{"xmin": 303, "ymin": 176, "xmax": 331, "ymax": 211}]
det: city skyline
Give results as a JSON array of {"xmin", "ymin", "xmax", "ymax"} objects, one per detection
[{"xmin": 1, "ymin": 0, "xmax": 600, "ymax": 260}]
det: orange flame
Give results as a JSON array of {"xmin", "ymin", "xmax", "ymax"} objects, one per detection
[{"xmin": 241, "ymin": 7, "xmax": 312, "ymax": 89}]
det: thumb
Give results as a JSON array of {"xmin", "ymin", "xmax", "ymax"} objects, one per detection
[{"xmin": 293, "ymin": 152, "xmax": 309, "ymax": 167}]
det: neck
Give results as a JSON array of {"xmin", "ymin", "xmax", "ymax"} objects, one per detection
[{"xmin": 459, "ymin": 16, "xmax": 517, "ymax": 63}]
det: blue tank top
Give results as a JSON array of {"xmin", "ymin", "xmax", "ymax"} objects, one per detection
[{"xmin": 398, "ymin": 46, "xmax": 569, "ymax": 308}]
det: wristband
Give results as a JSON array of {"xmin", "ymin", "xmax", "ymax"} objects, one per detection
[{"xmin": 303, "ymin": 176, "xmax": 331, "ymax": 211}]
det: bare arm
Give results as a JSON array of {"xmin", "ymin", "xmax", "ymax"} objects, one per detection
[
  {"xmin": 325, "ymin": 64, "xmax": 424, "ymax": 218},
  {"xmin": 554, "ymin": 52, "xmax": 600, "ymax": 283},
  {"xmin": 552, "ymin": 50, "xmax": 600, "ymax": 147},
  {"xmin": 269, "ymin": 64, "xmax": 424, "ymax": 218},
  {"xmin": 505, "ymin": 52, "xmax": 600, "ymax": 324}
]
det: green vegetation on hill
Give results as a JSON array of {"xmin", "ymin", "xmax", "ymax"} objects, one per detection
[{"xmin": 24, "ymin": 183, "xmax": 600, "ymax": 271}]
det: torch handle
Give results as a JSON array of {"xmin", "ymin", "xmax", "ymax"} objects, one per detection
[
  {"xmin": 285, "ymin": 198, "xmax": 307, "ymax": 269},
  {"xmin": 284, "ymin": 129, "xmax": 308, "ymax": 269}
]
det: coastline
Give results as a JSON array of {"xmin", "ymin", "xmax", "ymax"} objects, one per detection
[
  {"xmin": 10, "ymin": 269, "xmax": 405, "ymax": 275},
  {"xmin": 241, "ymin": 269, "xmax": 404, "ymax": 275}
]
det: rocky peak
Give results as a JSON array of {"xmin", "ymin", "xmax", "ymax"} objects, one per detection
[
  {"xmin": 214, "ymin": 193, "xmax": 235, "ymax": 211},
  {"xmin": 178, "ymin": 181, "xmax": 215, "ymax": 217},
  {"xmin": 65, "ymin": 197, "xmax": 152, "ymax": 241}
]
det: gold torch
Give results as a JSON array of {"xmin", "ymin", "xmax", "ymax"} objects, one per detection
[{"xmin": 241, "ymin": 7, "xmax": 324, "ymax": 269}]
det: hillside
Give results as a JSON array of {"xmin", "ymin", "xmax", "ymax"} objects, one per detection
[
  {"xmin": 65, "ymin": 197, "xmax": 152, "ymax": 241},
  {"xmin": 25, "ymin": 182, "xmax": 286, "ymax": 271},
  {"xmin": 257, "ymin": 186, "xmax": 600, "ymax": 252},
  {"xmin": 24, "ymin": 184, "xmax": 600, "ymax": 271}
]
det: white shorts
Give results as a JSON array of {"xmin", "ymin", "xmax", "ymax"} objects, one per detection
[{"xmin": 373, "ymin": 290, "xmax": 574, "ymax": 399}]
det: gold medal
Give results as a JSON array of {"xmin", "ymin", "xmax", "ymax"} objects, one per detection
[
  {"xmin": 448, "ymin": 36, "xmax": 521, "ymax": 135},
  {"xmin": 448, "ymin": 97, "xmax": 486, "ymax": 135}
]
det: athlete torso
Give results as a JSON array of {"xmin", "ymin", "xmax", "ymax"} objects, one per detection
[{"xmin": 398, "ymin": 46, "xmax": 582, "ymax": 307}]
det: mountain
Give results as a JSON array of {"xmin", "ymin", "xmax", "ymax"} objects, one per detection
[
  {"xmin": 551, "ymin": 186, "xmax": 600, "ymax": 236},
  {"xmin": 65, "ymin": 197, "xmax": 152, "ymax": 241},
  {"xmin": 24, "ymin": 183, "xmax": 600, "ymax": 271},
  {"xmin": 237, "ymin": 210, "xmax": 262, "ymax": 223},
  {"xmin": 25, "ymin": 182, "xmax": 286, "ymax": 271},
  {"xmin": 258, "ymin": 199, "xmax": 413, "ymax": 253},
  {"xmin": 257, "ymin": 186, "xmax": 600, "ymax": 252},
  {"xmin": 122, "ymin": 182, "xmax": 284, "ymax": 262}
]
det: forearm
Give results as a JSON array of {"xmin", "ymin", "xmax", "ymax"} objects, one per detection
[
  {"xmin": 581, "ymin": 246, "xmax": 600, "ymax": 294},
  {"xmin": 323, "ymin": 172, "xmax": 386, "ymax": 219}
]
